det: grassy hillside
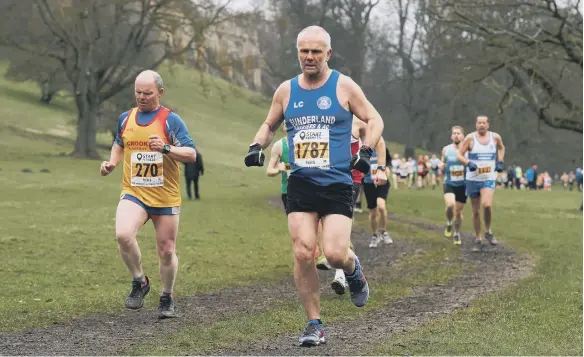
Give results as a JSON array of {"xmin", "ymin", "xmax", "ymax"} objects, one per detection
[
  {"xmin": 0, "ymin": 63, "xmax": 580, "ymax": 356},
  {"xmin": 0, "ymin": 62, "xmax": 423, "ymax": 330},
  {"xmin": 0, "ymin": 63, "xmax": 288, "ymax": 330}
]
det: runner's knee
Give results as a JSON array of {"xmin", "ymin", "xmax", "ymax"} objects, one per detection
[
  {"xmin": 377, "ymin": 203, "xmax": 387, "ymax": 216},
  {"xmin": 324, "ymin": 247, "xmax": 349, "ymax": 268},
  {"xmin": 116, "ymin": 229, "xmax": 136, "ymax": 248},
  {"xmin": 157, "ymin": 239, "xmax": 176, "ymax": 262},
  {"xmin": 292, "ymin": 238, "xmax": 316, "ymax": 263},
  {"xmin": 455, "ymin": 208, "xmax": 463, "ymax": 219}
]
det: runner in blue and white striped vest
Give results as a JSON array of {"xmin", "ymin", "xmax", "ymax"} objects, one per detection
[{"xmin": 457, "ymin": 116, "xmax": 506, "ymax": 252}]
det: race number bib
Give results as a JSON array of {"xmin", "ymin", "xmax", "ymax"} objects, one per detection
[
  {"xmin": 449, "ymin": 165, "xmax": 465, "ymax": 182},
  {"xmin": 477, "ymin": 163, "xmax": 492, "ymax": 177},
  {"xmin": 370, "ymin": 163, "xmax": 379, "ymax": 179},
  {"xmin": 293, "ymin": 129, "xmax": 330, "ymax": 169},
  {"xmin": 131, "ymin": 152, "xmax": 164, "ymax": 187}
]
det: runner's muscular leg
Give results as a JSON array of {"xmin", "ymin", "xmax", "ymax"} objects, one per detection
[
  {"xmin": 152, "ymin": 214, "xmax": 180, "ymax": 294},
  {"xmin": 480, "ymin": 188, "xmax": 494, "ymax": 232},
  {"xmin": 444, "ymin": 193, "xmax": 455, "ymax": 222},
  {"xmin": 288, "ymin": 211, "xmax": 320, "ymax": 320},
  {"xmin": 454, "ymin": 202, "xmax": 465, "ymax": 233},
  {"xmin": 471, "ymin": 197, "xmax": 482, "ymax": 239},
  {"xmin": 320, "ymin": 214, "xmax": 355, "ymax": 274},
  {"xmin": 369, "ymin": 208, "xmax": 378, "ymax": 234},
  {"xmin": 116, "ymin": 199, "xmax": 149, "ymax": 278},
  {"xmin": 377, "ymin": 198, "xmax": 388, "ymax": 231}
]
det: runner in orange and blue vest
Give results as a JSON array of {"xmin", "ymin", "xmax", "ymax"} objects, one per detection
[{"xmin": 100, "ymin": 70, "xmax": 197, "ymax": 319}]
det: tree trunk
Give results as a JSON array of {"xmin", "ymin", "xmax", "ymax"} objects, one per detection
[{"xmin": 72, "ymin": 94, "xmax": 100, "ymax": 159}]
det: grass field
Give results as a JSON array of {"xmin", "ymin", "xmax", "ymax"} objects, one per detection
[{"xmin": 0, "ymin": 62, "xmax": 581, "ymax": 355}]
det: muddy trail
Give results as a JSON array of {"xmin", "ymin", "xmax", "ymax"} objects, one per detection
[
  {"xmin": 0, "ymin": 199, "xmax": 533, "ymax": 356},
  {"xmin": 213, "ymin": 205, "xmax": 534, "ymax": 356}
]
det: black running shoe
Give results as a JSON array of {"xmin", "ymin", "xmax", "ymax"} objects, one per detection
[
  {"xmin": 125, "ymin": 276, "xmax": 150, "ymax": 309},
  {"xmin": 157, "ymin": 294, "xmax": 178, "ymax": 319}
]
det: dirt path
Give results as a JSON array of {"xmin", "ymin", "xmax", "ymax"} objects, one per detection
[
  {"xmin": 213, "ymin": 210, "xmax": 533, "ymax": 356},
  {"xmin": 0, "ymin": 199, "xmax": 533, "ymax": 356}
]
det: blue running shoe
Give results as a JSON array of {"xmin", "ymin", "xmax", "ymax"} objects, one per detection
[
  {"xmin": 298, "ymin": 320, "xmax": 325, "ymax": 346},
  {"xmin": 346, "ymin": 256, "xmax": 370, "ymax": 307}
]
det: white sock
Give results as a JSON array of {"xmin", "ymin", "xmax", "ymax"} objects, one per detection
[
  {"xmin": 447, "ymin": 220, "xmax": 453, "ymax": 225},
  {"xmin": 334, "ymin": 269, "xmax": 344, "ymax": 279}
]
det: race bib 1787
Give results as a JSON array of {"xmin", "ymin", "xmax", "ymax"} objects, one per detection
[{"xmin": 293, "ymin": 129, "xmax": 330, "ymax": 169}]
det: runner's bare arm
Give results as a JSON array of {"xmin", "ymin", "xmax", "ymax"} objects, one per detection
[
  {"xmin": 457, "ymin": 135, "xmax": 472, "ymax": 165},
  {"xmin": 440, "ymin": 147, "xmax": 447, "ymax": 169},
  {"xmin": 375, "ymin": 137, "xmax": 387, "ymax": 166},
  {"xmin": 495, "ymin": 133, "xmax": 505, "ymax": 161},
  {"xmin": 252, "ymin": 82, "xmax": 288, "ymax": 148},
  {"xmin": 345, "ymin": 78, "xmax": 384, "ymax": 149},
  {"xmin": 109, "ymin": 144, "xmax": 124, "ymax": 166},
  {"xmin": 352, "ymin": 117, "xmax": 367, "ymax": 138},
  {"xmin": 266, "ymin": 140, "xmax": 283, "ymax": 177},
  {"xmin": 165, "ymin": 145, "xmax": 196, "ymax": 163}
]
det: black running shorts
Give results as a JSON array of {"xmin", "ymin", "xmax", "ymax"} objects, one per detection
[
  {"xmin": 352, "ymin": 182, "xmax": 362, "ymax": 208},
  {"xmin": 443, "ymin": 184, "xmax": 467, "ymax": 204},
  {"xmin": 363, "ymin": 182, "xmax": 390, "ymax": 210},
  {"xmin": 286, "ymin": 175, "xmax": 354, "ymax": 219},
  {"xmin": 281, "ymin": 193, "xmax": 288, "ymax": 213}
]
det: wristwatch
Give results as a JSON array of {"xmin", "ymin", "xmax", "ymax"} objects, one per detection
[
  {"xmin": 162, "ymin": 144, "xmax": 171, "ymax": 154},
  {"xmin": 377, "ymin": 165, "xmax": 387, "ymax": 171}
]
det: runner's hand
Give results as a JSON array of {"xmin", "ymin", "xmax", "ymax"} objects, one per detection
[
  {"xmin": 374, "ymin": 169, "xmax": 388, "ymax": 186},
  {"xmin": 351, "ymin": 146, "xmax": 373, "ymax": 174},
  {"xmin": 100, "ymin": 161, "xmax": 116, "ymax": 176},
  {"xmin": 277, "ymin": 162, "xmax": 287, "ymax": 172},
  {"xmin": 495, "ymin": 161, "xmax": 504, "ymax": 172},
  {"xmin": 148, "ymin": 135, "xmax": 165, "ymax": 152},
  {"xmin": 467, "ymin": 161, "xmax": 478, "ymax": 172},
  {"xmin": 245, "ymin": 143, "xmax": 265, "ymax": 167}
]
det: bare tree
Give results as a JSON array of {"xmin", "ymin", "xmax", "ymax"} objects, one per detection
[
  {"xmin": 329, "ymin": 0, "xmax": 380, "ymax": 84},
  {"xmin": 432, "ymin": 0, "xmax": 583, "ymax": 133},
  {"xmin": 1, "ymin": 0, "xmax": 230, "ymax": 158},
  {"xmin": 4, "ymin": 50, "xmax": 70, "ymax": 104}
]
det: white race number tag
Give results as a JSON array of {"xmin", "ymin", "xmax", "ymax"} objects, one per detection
[
  {"xmin": 293, "ymin": 129, "xmax": 330, "ymax": 169},
  {"xmin": 131, "ymin": 152, "xmax": 164, "ymax": 187}
]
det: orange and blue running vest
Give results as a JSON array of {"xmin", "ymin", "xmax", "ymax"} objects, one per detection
[{"xmin": 120, "ymin": 106, "xmax": 181, "ymax": 207}]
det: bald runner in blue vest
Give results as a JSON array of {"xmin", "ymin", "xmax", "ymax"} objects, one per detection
[{"xmin": 244, "ymin": 26, "xmax": 386, "ymax": 347}]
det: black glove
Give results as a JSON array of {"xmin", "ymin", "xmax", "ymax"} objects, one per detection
[
  {"xmin": 351, "ymin": 145, "xmax": 373, "ymax": 174},
  {"xmin": 244, "ymin": 143, "xmax": 265, "ymax": 167}
]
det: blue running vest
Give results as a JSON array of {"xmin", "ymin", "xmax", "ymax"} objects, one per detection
[
  {"xmin": 284, "ymin": 70, "xmax": 353, "ymax": 186},
  {"xmin": 362, "ymin": 150, "xmax": 378, "ymax": 185},
  {"xmin": 443, "ymin": 144, "xmax": 466, "ymax": 187}
]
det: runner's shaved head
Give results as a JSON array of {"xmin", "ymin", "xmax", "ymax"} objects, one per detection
[
  {"xmin": 297, "ymin": 26, "xmax": 331, "ymax": 50},
  {"xmin": 135, "ymin": 70, "xmax": 163, "ymax": 90}
]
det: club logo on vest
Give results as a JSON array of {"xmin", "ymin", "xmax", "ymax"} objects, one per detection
[{"xmin": 317, "ymin": 96, "xmax": 332, "ymax": 110}]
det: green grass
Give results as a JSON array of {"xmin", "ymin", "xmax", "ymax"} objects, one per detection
[
  {"xmin": 0, "ymin": 61, "xmax": 581, "ymax": 356},
  {"xmin": 369, "ymin": 187, "xmax": 583, "ymax": 356},
  {"xmin": 0, "ymin": 63, "xmax": 288, "ymax": 331},
  {"xmin": 127, "ymin": 221, "xmax": 464, "ymax": 355}
]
